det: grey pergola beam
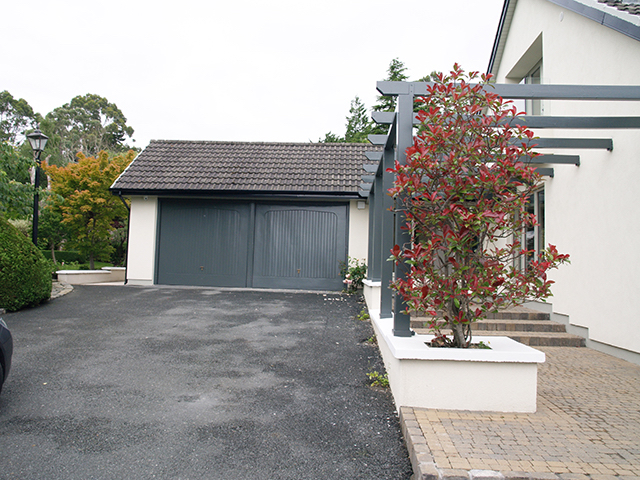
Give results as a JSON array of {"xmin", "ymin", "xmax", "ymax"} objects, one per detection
[
  {"xmin": 372, "ymin": 111, "xmax": 396, "ymax": 125},
  {"xmin": 377, "ymin": 81, "xmax": 640, "ymax": 101},
  {"xmin": 524, "ymin": 154, "xmax": 580, "ymax": 165},
  {"xmin": 535, "ymin": 168, "xmax": 554, "ymax": 177},
  {"xmin": 363, "ymin": 164, "xmax": 379, "ymax": 173},
  {"xmin": 362, "ymin": 175, "xmax": 375, "ymax": 183},
  {"xmin": 518, "ymin": 138, "xmax": 613, "ymax": 150},
  {"xmin": 408, "ymin": 114, "xmax": 640, "ymax": 129},
  {"xmin": 365, "ymin": 151, "xmax": 383, "ymax": 162},
  {"xmin": 368, "ymin": 134, "xmax": 389, "ymax": 146},
  {"xmin": 505, "ymin": 116, "xmax": 640, "ymax": 129},
  {"xmin": 360, "ymin": 183, "xmax": 373, "ymax": 192}
]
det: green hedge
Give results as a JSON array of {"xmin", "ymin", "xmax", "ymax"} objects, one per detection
[
  {"xmin": 41, "ymin": 250, "xmax": 86, "ymax": 263},
  {"xmin": 0, "ymin": 216, "xmax": 52, "ymax": 312}
]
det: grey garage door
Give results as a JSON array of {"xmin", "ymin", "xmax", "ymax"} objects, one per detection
[{"xmin": 156, "ymin": 199, "xmax": 348, "ymax": 290}]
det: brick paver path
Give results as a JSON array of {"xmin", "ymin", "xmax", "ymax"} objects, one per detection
[{"xmin": 403, "ymin": 347, "xmax": 640, "ymax": 479}]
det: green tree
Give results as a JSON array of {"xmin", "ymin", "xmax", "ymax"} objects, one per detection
[
  {"xmin": 42, "ymin": 94, "xmax": 135, "ymax": 165},
  {"xmin": 0, "ymin": 91, "xmax": 37, "ymax": 145},
  {"xmin": 372, "ymin": 58, "xmax": 409, "ymax": 115},
  {"xmin": 0, "ymin": 142, "xmax": 35, "ymax": 219},
  {"xmin": 344, "ymin": 96, "xmax": 373, "ymax": 143},
  {"xmin": 318, "ymin": 132, "xmax": 345, "ymax": 143},
  {"xmin": 37, "ymin": 202, "xmax": 68, "ymax": 263},
  {"xmin": 45, "ymin": 150, "xmax": 135, "ymax": 268},
  {"xmin": 389, "ymin": 65, "xmax": 569, "ymax": 348}
]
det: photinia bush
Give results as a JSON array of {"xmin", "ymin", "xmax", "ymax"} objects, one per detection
[{"xmin": 389, "ymin": 65, "xmax": 569, "ymax": 348}]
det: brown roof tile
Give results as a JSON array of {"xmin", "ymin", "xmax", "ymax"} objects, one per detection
[{"xmin": 111, "ymin": 140, "xmax": 379, "ymax": 196}]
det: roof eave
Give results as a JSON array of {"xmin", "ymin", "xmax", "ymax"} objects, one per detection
[{"xmin": 109, "ymin": 187, "xmax": 363, "ymax": 200}]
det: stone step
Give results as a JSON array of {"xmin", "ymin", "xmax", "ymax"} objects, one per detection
[
  {"xmin": 413, "ymin": 328, "xmax": 586, "ymax": 347},
  {"xmin": 410, "ymin": 305, "xmax": 586, "ymax": 347},
  {"xmin": 410, "ymin": 318, "xmax": 566, "ymax": 332}
]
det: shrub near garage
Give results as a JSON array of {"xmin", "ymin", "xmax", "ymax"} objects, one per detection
[{"xmin": 0, "ymin": 215, "xmax": 51, "ymax": 311}]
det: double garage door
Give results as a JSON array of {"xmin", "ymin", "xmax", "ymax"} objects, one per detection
[{"xmin": 156, "ymin": 199, "xmax": 348, "ymax": 291}]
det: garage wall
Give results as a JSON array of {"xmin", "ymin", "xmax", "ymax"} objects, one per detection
[
  {"xmin": 348, "ymin": 200, "xmax": 369, "ymax": 263},
  {"xmin": 126, "ymin": 196, "xmax": 158, "ymax": 285}
]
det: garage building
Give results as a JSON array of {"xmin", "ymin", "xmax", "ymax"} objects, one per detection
[{"xmin": 110, "ymin": 140, "xmax": 373, "ymax": 291}]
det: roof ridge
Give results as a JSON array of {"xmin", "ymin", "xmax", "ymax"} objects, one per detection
[{"xmin": 148, "ymin": 139, "xmax": 375, "ymax": 147}]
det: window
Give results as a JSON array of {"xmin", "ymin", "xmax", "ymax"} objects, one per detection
[
  {"xmin": 521, "ymin": 188, "xmax": 545, "ymax": 271},
  {"xmin": 524, "ymin": 63, "xmax": 542, "ymax": 116},
  {"xmin": 514, "ymin": 62, "xmax": 543, "ymax": 116}
]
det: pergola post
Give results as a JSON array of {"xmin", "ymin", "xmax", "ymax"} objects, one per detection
[{"xmin": 391, "ymin": 87, "xmax": 415, "ymax": 336}]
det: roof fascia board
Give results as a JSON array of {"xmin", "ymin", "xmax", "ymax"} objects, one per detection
[
  {"xmin": 110, "ymin": 189, "xmax": 361, "ymax": 200},
  {"xmin": 488, "ymin": 0, "xmax": 513, "ymax": 75}
]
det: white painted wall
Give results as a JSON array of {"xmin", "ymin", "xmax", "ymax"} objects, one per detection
[
  {"xmin": 494, "ymin": 0, "xmax": 640, "ymax": 354},
  {"xmin": 126, "ymin": 196, "xmax": 158, "ymax": 285},
  {"xmin": 348, "ymin": 199, "xmax": 369, "ymax": 263}
]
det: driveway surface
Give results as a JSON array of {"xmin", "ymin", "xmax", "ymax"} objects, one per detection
[{"xmin": 0, "ymin": 285, "xmax": 411, "ymax": 479}]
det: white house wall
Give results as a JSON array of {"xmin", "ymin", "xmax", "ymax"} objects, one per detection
[
  {"xmin": 493, "ymin": 0, "xmax": 640, "ymax": 356},
  {"xmin": 126, "ymin": 196, "xmax": 158, "ymax": 285}
]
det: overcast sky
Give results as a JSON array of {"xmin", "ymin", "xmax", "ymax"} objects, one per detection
[{"xmin": 1, "ymin": 0, "xmax": 505, "ymax": 148}]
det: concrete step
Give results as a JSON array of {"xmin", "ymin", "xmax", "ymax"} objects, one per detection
[
  {"xmin": 413, "ymin": 328, "xmax": 586, "ymax": 347},
  {"xmin": 410, "ymin": 305, "xmax": 585, "ymax": 347},
  {"xmin": 411, "ymin": 318, "xmax": 566, "ymax": 332}
]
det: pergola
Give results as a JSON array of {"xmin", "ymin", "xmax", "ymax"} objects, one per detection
[{"xmin": 361, "ymin": 81, "xmax": 640, "ymax": 337}]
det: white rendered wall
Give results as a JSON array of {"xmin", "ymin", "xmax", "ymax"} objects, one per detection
[
  {"xmin": 494, "ymin": 0, "xmax": 640, "ymax": 354},
  {"xmin": 126, "ymin": 196, "xmax": 158, "ymax": 285},
  {"xmin": 348, "ymin": 199, "xmax": 369, "ymax": 263}
]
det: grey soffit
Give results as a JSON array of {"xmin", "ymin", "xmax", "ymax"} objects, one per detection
[
  {"xmin": 598, "ymin": 0, "xmax": 640, "ymax": 15},
  {"xmin": 111, "ymin": 140, "xmax": 381, "ymax": 195}
]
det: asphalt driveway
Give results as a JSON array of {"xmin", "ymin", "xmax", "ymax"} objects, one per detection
[{"xmin": 0, "ymin": 285, "xmax": 412, "ymax": 479}]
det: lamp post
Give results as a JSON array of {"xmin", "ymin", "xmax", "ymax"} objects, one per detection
[{"xmin": 26, "ymin": 127, "xmax": 49, "ymax": 246}]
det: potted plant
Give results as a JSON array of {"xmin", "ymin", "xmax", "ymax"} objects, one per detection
[{"xmin": 388, "ymin": 65, "xmax": 569, "ymax": 348}]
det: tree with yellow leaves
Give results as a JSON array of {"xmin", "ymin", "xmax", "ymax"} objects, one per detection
[{"xmin": 44, "ymin": 150, "xmax": 135, "ymax": 269}]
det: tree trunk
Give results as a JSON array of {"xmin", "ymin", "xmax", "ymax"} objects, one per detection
[{"xmin": 448, "ymin": 299, "xmax": 471, "ymax": 348}]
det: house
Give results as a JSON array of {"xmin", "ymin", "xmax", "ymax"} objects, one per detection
[
  {"xmin": 110, "ymin": 140, "xmax": 375, "ymax": 291},
  {"xmin": 488, "ymin": 0, "xmax": 640, "ymax": 362}
]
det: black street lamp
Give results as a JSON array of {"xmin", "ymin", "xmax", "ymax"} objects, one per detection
[{"xmin": 26, "ymin": 127, "xmax": 48, "ymax": 246}]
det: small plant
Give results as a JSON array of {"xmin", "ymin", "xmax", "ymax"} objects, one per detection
[
  {"xmin": 366, "ymin": 371, "xmax": 389, "ymax": 388},
  {"xmin": 341, "ymin": 257, "xmax": 367, "ymax": 294},
  {"xmin": 366, "ymin": 335, "xmax": 377, "ymax": 345},
  {"xmin": 356, "ymin": 308, "xmax": 370, "ymax": 321}
]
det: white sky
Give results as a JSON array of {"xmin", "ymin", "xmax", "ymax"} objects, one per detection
[{"xmin": 1, "ymin": 0, "xmax": 504, "ymax": 148}]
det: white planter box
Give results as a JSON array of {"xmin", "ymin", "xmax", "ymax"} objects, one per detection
[
  {"xmin": 56, "ymin": 267, "xmax": 126, "ymax": 285},
  {"xmin": 371, "ymin": 314, "xmax": 545, "ymax": 413}
]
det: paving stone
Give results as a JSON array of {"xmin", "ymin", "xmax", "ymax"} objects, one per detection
[
  {"xmin": 502, "ymin": 472, "xmax": 532, "ymax": 480},
  {"xmin": 440, "ymin": 469, "xmax": 471, "ymax": 480},
  {"xmin": 400, "ymin": 347, "xmax": 640, "ymax": 479}
]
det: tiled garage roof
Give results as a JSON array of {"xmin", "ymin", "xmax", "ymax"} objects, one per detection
[
  {"xmin": 598, "ymin": 0, "xmax": 640, "ymax": 16},
  {"xmin": 111, "ymin": 140, "xmax": 377, "ymax": 196}
]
